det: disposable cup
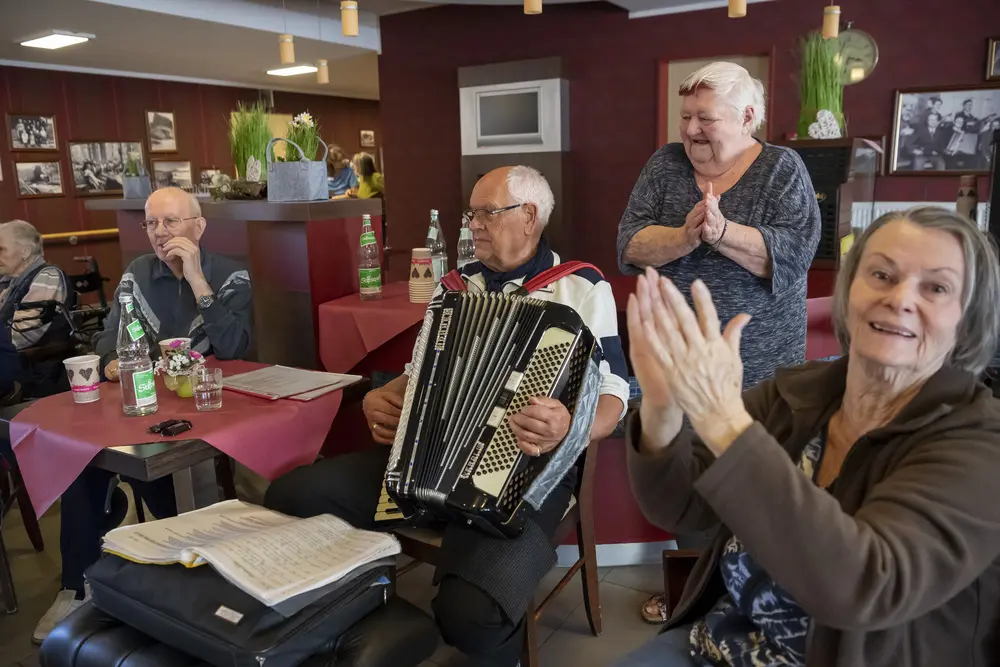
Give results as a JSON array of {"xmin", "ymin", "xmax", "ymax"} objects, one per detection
[
  {"xmin": 63, "ymin": 355, "xmax": 102, "ymax": 404},
  {"xmin": 158, "ymin": 337, "xmax": 191, "ymax": 358}
]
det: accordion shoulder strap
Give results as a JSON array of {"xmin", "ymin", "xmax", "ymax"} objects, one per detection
[
  {"xmin": 440, "ymin": 270, "xmax": 467, "ymax": 292},
  {"xmin": 519, "ymin": 261, "xmax": 604, "ymax": 294},
  {"xmin": 439, "ymin": 261, "xmax": 604, "ymax": 294}
]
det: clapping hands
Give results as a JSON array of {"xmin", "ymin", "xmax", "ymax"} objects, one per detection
[{"xmin": 627, "ymin": 267, "xmax": 754, "ymax": 455}]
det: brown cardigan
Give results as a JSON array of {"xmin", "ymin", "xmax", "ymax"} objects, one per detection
[{"xmin": 627, "ymin": 356, "xmax": 1000, "ymax": 667}]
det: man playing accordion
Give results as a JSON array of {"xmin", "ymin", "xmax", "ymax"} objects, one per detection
[{"xmin": 265, "ymin": 166, "xmax": 628, "ymax": 667}]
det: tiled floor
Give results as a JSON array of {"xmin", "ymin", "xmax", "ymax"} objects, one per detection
[{"xmin": 1, "ymin": 497, "xmax": 662, "ymax": 667}]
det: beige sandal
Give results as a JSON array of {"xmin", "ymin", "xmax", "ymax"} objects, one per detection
[{"xmin": 641, "ymin": 593, "xmax": 668, "ymax": 624}]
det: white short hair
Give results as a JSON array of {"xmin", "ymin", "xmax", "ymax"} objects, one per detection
[
  {"xmin": 506, "ymin": 166, "xmax": 554, "ymax": 228},
  {"xmin": 679, "ymin": 62, "xmax": 767, "ymax": 133},
  {"xmin": 0, "ymin": 219, "xmax": 43, "ymax": 257}
]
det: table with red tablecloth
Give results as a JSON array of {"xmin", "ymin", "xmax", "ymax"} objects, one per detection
[
  {"xmin": 316, "ymin": 281, "xmax": 426, "ymax": 375},
  {"xmin": 9, "ymin": 360, "xmax": 343, "ymax": 516}
]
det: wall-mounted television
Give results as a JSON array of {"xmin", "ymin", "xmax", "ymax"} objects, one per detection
[{"xmin": 460, "ymin": 79, "xmax": 568, "ymax": 155}]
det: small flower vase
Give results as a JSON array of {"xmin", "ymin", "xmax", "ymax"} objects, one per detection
[{"xmin": 164, "ymin": 373, "xmax": 195, "ymax": 398}]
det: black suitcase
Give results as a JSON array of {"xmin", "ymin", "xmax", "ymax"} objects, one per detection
[{"xmin": 86, "ymin": 554, "xmax": 395, "ymax": 667}]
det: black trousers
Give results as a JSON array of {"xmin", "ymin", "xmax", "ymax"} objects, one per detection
[
  {"xmin": 60, "ymin": 467, "xmax": 177, "ymax": 592},
  {"xmin": 265, "ymin": 446, "xmax": 572, "ymax": 667}
]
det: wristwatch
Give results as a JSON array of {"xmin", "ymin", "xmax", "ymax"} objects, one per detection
[{"xmin": 197, "ymin": 294, "xmax": 215, "ymax": 310}]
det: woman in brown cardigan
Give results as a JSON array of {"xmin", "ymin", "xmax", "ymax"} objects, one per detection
[{"xmin": 617, "ymin": 206, "xmax": 1000, "ymax": 667}]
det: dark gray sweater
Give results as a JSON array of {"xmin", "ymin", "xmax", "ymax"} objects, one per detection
[
  {"xmin": 617, "ymin": 142, "xmax": 821, "ymax": 387},
  {"xmin": 93, "ymin": 250, "xmax": 253, "ymax": 369}
]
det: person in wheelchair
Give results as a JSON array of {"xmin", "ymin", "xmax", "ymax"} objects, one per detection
[
  {"xmin": 0, "ymin": 220, "xmax": 72, "ymax": 397},
  {"xmin": 33, "ymin": 187, "xmax": 254, "ymax": 644}
]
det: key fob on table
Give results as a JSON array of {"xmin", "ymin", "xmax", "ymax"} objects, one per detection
[{"xmin": 161, "ymin": 420, "xmax": 192, "ymax": 436}]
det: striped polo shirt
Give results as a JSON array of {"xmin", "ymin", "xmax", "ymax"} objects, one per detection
[{"xmin": 404, "ymin": 237, "xmax": 629, "ymax": 418}]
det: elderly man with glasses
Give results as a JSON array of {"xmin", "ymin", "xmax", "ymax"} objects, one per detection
[
  {"xmin": 33, "ymin": 187, "xmax": 253, "ymax": 644},
  {"xmin": 265, "ymin": 166, "xmax": 629, "ymax": 667}
]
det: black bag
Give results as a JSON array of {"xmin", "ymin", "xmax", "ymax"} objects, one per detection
[{"xmin": 86, "ymin": 554, "xmax": 395, "ymax": 667}]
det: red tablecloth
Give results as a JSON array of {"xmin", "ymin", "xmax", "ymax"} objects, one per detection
[
  {"xmin": 9, "ymin": 360, "xmax": 342, "ymax": 516},
  {"xmin": 317, "ymin": 281, "xmax": 427, "ymax": 373}
]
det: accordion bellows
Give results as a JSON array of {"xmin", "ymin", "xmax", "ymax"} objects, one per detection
[{"xmin": 383, "ymin": 290, "xmax": 602, "ymax": 537}]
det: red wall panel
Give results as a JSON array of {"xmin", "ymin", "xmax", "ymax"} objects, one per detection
[{"xmin": 378, "ymin": 0, "xmax": 1000, "ymax": 277}]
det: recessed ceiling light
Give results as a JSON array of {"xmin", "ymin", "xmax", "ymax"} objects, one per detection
[
  {"xmin": 19, "ymin": 30, "xmax": 95, "ymax": 50},
  {"xmin": 267, "ymin": 64, "xmax": 319, "ymax": 77}
]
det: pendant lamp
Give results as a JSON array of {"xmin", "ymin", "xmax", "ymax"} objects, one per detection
[
  {"xmin": 728, "ymin": 0, "xmax": 746, "ymax": 18},
  {"xmin": 317, "ymin": 59, "xmax": 329, "ymax": 84},
  {"xmin": 278, "ymin": 34, "xmax": 295, "ymax": 64},
  {"xmin": 524, "ymin": 0, "xmax": 542, "ymax": 14},
  {"xmin": 822, "ymin": 5, "xmax": 841, "ymax": 39},
  {"xmin": 341, "ymin": 1, "xmax": 359, "ymax": 36}
]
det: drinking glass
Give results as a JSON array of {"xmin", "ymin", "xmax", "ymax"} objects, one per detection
[{"xmin": 193, "ymin": 367, "xmax": 224, "ymax": 411}]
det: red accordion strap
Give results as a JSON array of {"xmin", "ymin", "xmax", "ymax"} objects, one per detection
[{"xmin": 439, "ymin": 261, "xmax": 603, "ymax": 294}]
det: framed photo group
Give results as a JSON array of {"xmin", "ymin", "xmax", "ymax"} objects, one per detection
[
  {"xmin": 5, "ymin": 108, "xmax": 194, "ymax": 199},
  {"xmin": 890, "ymin": 37, "xmax": 1000, "ymax": 175}
]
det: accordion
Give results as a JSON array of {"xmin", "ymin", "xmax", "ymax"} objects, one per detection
[{"xmin": 376, "ymin": 290, "xmax": 602, "ymax": 538}]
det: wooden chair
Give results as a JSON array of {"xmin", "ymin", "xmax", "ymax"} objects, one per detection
[
  {"xmin": 661, "ymin": 549, "xmax": 703, "ymax": 618},
  {"xmin": 393, "ymin": 437, "xmax": 604, "ymax": 667}
]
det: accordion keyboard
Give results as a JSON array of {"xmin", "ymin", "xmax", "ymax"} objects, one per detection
[
  {"xmin": 472, "ymin": 326, "xmax": 577, "ymax": 498},
  {"xmin": 373, "ymin": 475, "xmax": 404, "ymax": 525}
]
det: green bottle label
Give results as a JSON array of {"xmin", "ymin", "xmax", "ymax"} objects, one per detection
[
  {"xmin": 126, "ymin": 319, "xmax": 145, "ymax": 341},
  {"xmin": 360, "ymin": 231, "xmax": 376, "ymax": 246},
  {"xmin": 125, "ymin": 302, "xmax": 134, "ymax": 313},
  {"xmin": 132, "ymin": 369, "xmax": 157, "ymax": 407},
  {"xmin": 359, "ymin": 268, "xmax": 382, "ymax": 291}
]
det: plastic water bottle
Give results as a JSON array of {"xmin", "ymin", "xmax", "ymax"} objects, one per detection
[
  {"xmin": 457, "ymin": 215, "xmax": 476, "ymax": 269},
  {"xmin": 426, "ymin": 209, "xmax": 447, "ymax": 282},
  {"xmin": 117, "ymin": 293, "xmax": 158, "ymax": 417},
  {"xmin": 358, "ymin": 214, "xmax": 382, "ymax": 301}
]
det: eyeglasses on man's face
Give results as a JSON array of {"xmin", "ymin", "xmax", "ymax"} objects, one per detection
[
  {"xmin": 461, "ymin": 204, "xmax": 522, "ymax": 226},
  {"xmin": 141, "ymin": 216, "xmax": 198, "ymax": 233}
]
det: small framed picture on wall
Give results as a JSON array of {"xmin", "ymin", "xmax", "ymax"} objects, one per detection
[
  {"xmin": 988, "ymin": 37, "xmax": 1000, "ymax": 81},
  {"xmin": 69, "ymin": 141, "xmax": 144, "ymax": 196},
  {"xmin": 152, "ymin": 160, "xmax": 193, "ymax": 190},
  {"xmin": 7, "ymin": 114, "xmax": 58, "ymax": 151},
  {"xmin": 360, "ymin": 130, "xmax": 375, "ymax": 148},
  {"xmin": 890, "ymin": 84, "xmax": 1000, "ymax": 175},
  {"xmin": 14, "ymin": 160, "xmax": 63, "ymax": 198},
  {"xmin": 146, "ymin": 111, "xmax": 177, "ymax": 152}
]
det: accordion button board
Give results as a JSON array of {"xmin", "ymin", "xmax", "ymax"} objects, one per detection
[{"xmin": 381, "ymin": 291, "xmax": 597, "ymax": 538}]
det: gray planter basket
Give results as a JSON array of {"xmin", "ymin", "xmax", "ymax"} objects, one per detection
[{"xmin": 266, "ymin": 137, "xmax": 329, "ymax": 203}]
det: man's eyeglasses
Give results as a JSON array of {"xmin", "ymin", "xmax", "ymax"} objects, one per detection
[
  {"xmin": 141, "ymin": 216, "xmax": 198, "ymax": 232},
  {"xmin": 461, "ymin": 204, "xmax": 522, "ymax": 225}
]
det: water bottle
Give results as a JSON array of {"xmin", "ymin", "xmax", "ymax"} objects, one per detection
[
  {"xmin": 117, "ymin": 294, "xmax": 158, "ymax": 416},
  {"xmin": 358, "ymin": 214, "xmax": 382, "ymax": 300},
  {"xmin": 426, "ymin": 209, "xmax": 447, "ymax": 282},
  {"xmin": 457, "ymin": 214, "xmax": 476, "ymax": 269}
]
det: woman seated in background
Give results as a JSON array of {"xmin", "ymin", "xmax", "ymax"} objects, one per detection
[
  {"xmin": 617, "ymin": 206, "xmax": 1000, "ymax": 667},
  {"xmin": 333, "ymin": 152, "xmax": 384, "ymax": 200},
  {"xmin": 326, "ymin": 144, "xmax": 358, "ymax": 197}
]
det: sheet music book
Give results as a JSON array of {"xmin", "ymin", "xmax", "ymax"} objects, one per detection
[
  {"xmin": 102, "ymin": 500, "xmax": 400, "ymax": 608},
  {"xmin": 222, "ymin": 365, "xmax": 362, "ymax": 400}
]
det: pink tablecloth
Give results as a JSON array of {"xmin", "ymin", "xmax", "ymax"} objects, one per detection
[
  {"xmin": 10, "ymin": 360, "xmax": 342, "ymax": 516},
  {"xmin": 317, "ymin": 281, "xmax": 427, "ymax": 373}
]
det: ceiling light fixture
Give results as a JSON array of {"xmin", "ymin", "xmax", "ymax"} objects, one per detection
[
  {"xmin": 728, "ymin": 0, "xmax": 746, "ymax": 17},
  {"xmin": 19, "ymin": 29, "xmax": 95, "ymax": 50},
  {"xmin": 267, "ymin": 64, "xmax": 318, "ymax": 76},
  {"xmin": 341, "ymin": 1, "xmax": 359, "ymax": 37},
  {"xmin": 278, "ymin": 34, "xmax": 295, "ymax": 64},
  {"xmin": 524, "ymin": 0, "xmax": 541, "ymax": 14},
  {"xmin": 822, "ymin": 4, "xmax": 841, "ymax": 39},
  {"xmin": 317, "ymin": 59, "xmax": 329, "ymax": 84}
]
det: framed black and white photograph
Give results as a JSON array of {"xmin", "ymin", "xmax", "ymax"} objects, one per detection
[
  {"xmin": 988, "ymin": 38, "xmax": 1000, "ymax": 81},
  {"xmin": 152, "ymin": 160, "xmax": 193, "ymax": 190},
  {"xmin": 7, "ymin": 114, "xmax": 57, "ymax": 151},
  {"xmin": 14, "ymin": 160, "xmax": 63, "ymax": 198},
  {"xmin": 199, "ymin": 167, "xmax": 222, "ymax": 187},
  {"xmin": 360, "ymin": 130, "xmax": 375, "ymax": 148},
  {"xmin": 146, "ymin": 111, "xmax": 177, "ymax": 152},
  {"xmin": 891, "ymin": 84, "xmax": 1000, "ymax": 175},
  {"xmin": 69, "ymin": 141, "xmax": 144, "ymax": 195}
]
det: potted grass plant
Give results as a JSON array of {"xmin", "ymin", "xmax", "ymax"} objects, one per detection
[
  {"xmin": 797, "ymin": 31, "xmax": 845, "ymax": 138},
  {"xmin": 228, "ymin": 100, "xmax": 271, "ymax": 197},
  {"xmin": 122, "ymin": 151, "xmax": 152, "ymax": 199},
  {"xmin": 284, "ymin": 112, "xmax": 321, "ymax": 161}
]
